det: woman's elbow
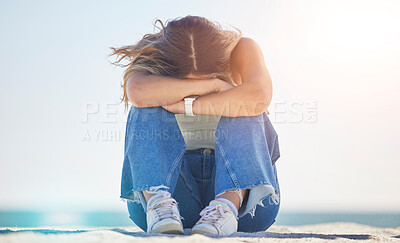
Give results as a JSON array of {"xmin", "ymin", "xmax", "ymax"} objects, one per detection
[
  {"xmin": 253, "ymin": 88, "xmax": 271, "ymax": 115},
  {"xmin": 127, "ymin": 83, "xmax": 145, "ymax": 108}
]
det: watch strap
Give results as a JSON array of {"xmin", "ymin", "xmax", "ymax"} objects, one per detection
[{"xmin": 184, "ymin": 96, "xmax": 198, "ymax": 116}]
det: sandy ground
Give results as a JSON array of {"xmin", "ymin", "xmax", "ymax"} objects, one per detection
[{"xmin": 1, "ymin": 222, "xmax": 399, "ymax": 242}]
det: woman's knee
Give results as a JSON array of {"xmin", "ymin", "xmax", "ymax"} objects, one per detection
[
  {"xmin": 215, "ymin": 112, "xmax": 270, "ymax": 134},
  {"xmin": 218, "ymin": 113, "xmax": 263, "ymax": 126},
  {"xmin": 125, "ymin": 106, "xmax": 181, "ymax": 140},
  {"xmin": 127, "ymin": 105, "xmax": 175, "ymax": 123}
]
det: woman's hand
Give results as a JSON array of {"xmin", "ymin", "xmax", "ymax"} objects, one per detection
[
  {"xmin": 215, "ymin": 78, "xmax": 235, "ymax": 92},
  {"xmin": 161, "ymin": 100, "xmax": 185, "ymax": 114}
]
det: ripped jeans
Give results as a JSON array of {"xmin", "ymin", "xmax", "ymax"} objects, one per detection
[{"xmin": 121, "ymin": 105, "xmax": 281, "ymax": 232}]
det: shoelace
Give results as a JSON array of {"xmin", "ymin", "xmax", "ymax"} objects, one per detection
[
  {"xmin": 197, "ymin": 204, "xmax": 227, "ymax": 225},
  {"xmin": 147, "ymin": 193, "xmax": 180, "ymax": 221}
]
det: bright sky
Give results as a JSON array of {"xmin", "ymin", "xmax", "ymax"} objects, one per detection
[{"xmin": 0, "ymin": 0, "xmax": 399, "ymax": 213}]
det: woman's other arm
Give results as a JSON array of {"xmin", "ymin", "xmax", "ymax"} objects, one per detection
[
  {"xmin": 193, "ymin": 37, "xmax": 272, "ymax": 117},
  {"xmin": 127, "ymin": 72, "xmax": 220, "ymax": 107},
  {"xmin": 163, "ymin": 37, "xmax": 273, "ymax": 117}
]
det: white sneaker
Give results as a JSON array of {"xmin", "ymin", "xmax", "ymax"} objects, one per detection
[
  {"xmin": 190, "ymin": 198, "xmax": 238, "ymax": 236},
  {"xmin": 146, "ymin": 191, "xmax": 184, "ymax": 234}
]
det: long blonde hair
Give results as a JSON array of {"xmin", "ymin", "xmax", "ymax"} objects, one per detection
[{"xmin": 110, "ymin": 15, "xmax": 242, "ymax": 109}]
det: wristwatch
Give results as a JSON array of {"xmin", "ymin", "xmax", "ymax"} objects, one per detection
[{"xmin": 184, "ymin": 96, "xmax": 198, "ymax": 116}]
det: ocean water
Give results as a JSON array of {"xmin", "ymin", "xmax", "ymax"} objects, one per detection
[{"xmin": 0, "ymin": 211, "xmax": 399, "ymax": 228}]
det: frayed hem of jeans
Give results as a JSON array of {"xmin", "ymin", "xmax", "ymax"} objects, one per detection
[
  {"xmin": 246, "ymin": 184, "xmax": 279, "ymax": 218},
  {"xmin": 144, "ymin": 185, "xmax": 170, "ymax": 194},
  {"xmin": 215, "ymin": 183, "xmax": 280, "ymax": 219},
  {"xmin": 120, "ymin": 197, "xmax": 141, "ymax": 204}
]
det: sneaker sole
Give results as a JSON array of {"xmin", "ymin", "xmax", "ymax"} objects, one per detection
[
  {"xmin": 150, "ymin": 223, "xmax": 184, "ymax": 235},
  {"xmin": 161, "ymin": 229, "xmax": 185, "ymax": 235},
  {"xmin": 190, "ymin": 229, "xmax": 215, "ymax": 235}
]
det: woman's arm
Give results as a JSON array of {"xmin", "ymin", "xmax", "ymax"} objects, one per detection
[
  {"xmin": 163, "ymin": 37, "xmax": 273, "ymax": 117},
  {"xmin": 192, "ymin": 80, "xmax": 270, "ymax": 117},
  {"xmin": 127, "ymin": 72, "xmax": 221, "ymax": 107},
  {"xmin": 163, "ymin": 80, "xmax": 269, "ymax": 117}
]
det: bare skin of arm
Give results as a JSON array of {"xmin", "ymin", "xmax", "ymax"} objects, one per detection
[
  {"xmin": 162, "ymin": 37, "xmax": 273, "ymax": 117},
  {"xmin": 126, "ymin": 71, "xmax": 223, "ymax": 107},
  {"xmin": 128, "ymin": 37, "xmax": 272, "ymax": 117}
]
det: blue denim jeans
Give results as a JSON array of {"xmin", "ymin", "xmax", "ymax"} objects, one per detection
[{"xmin": 121, "ymin": 105, "xmax": 281, "ymax": 232}]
